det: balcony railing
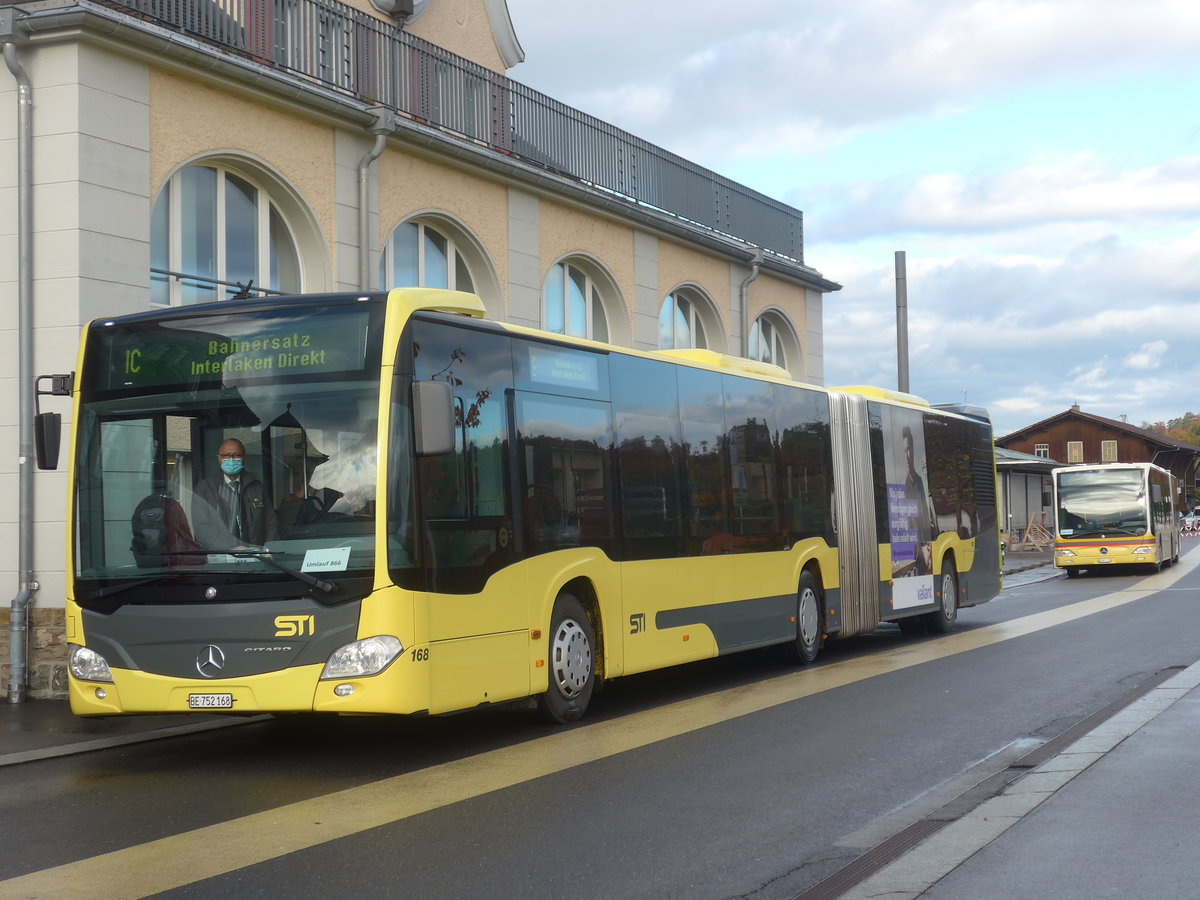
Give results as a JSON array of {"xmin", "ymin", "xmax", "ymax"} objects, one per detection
[{"xmin": 94, "ymin": 0, "xmax": 804, "ymax": 260}]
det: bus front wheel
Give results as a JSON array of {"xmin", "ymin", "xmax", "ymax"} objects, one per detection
[
  {"xmin": 537, "ymin": 592, "xmax": 596, "ymax": 724},
  {"xmin": 925, "ymin": 562, "xmax": 958, "ymax": 634}
]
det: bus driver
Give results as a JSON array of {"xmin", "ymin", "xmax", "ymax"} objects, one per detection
[{"xmin": 192, "ymin": 438, "xmax": 278, "ymax": 550}]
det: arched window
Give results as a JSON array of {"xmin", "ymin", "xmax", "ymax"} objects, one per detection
[
  {"xmin": 749, "ymin": 316, "xmax": 786, "ymax": 367},
  {"xmin": 658, "ymin": 290, "xmax": 708, "ymax": 350},
  {"xmin": 749, "ymin": 311, "xmax": 801, "ymax": 374},
  {"xmin": 542, "ymin": 260, "xmax": 609, "ymax": 341},
  {"xmin": 150, "ymin": 165, "xmax": 301, "ymax": 305},
  {"xmin": 380, "ymin": 220, "xmax": 475, "ymax": 293}
]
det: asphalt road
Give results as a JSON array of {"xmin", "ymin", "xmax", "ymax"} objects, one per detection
[{"xmin": 4, "ymin": 551, "xmax": 1198, "ymax": 899}]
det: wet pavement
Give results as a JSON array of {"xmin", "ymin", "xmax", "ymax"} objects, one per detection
[{"xmin": 18, "ymin": 548, "xmax": 1199, "ymax": 899}]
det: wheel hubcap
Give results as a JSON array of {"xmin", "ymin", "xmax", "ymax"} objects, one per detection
[
  {"xmin": 799, "ymin": 588, "xmax": 819, "ymax": 647},
  {"xmin": 941, "ymin": 574, "xmax": 955, "ymax": 618},
  {"xmin": 550, "ymin": 618, "xmax": 591, "ymax": 698}
]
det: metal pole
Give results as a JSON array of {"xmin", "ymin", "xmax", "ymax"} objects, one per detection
[{"xmin": 895, "ymin": 250, "xmax": 909, "ymax": 394}]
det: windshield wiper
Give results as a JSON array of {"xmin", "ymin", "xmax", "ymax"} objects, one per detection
[
  {"xmin": 166, "ymin": 549, "xmax": 340, "ymax": 594},
  {"xmin": 227, "ymin": 550, "xmax": 338, "ymax": 594},
  {"xmin": 87, "ymin": 550, "xmax": 340, "ymax": 603},
  {"xmin": 89, "ymin": 575, "xmax": 174, "ymax": 603},
  {"xmin": 1069, "ymin": 528, "xmax": 1141, "ymax": 538}
]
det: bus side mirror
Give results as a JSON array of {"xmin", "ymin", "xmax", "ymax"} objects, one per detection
[
  {"xmin": 35, "ymin": 412, "xmax": 62, "ymax": 470},
  {"xmin": 412, "ymin": 380, "xmax": 455, "ymax": 456},
  {"xmin": 33, "ymin": 373, "xmax": 73, "ymax": 471}
]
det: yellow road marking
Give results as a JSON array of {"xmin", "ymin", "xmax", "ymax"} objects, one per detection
[{"xmin": 5, "ymin": 555, "xmax": 1195, "ymax": 899}]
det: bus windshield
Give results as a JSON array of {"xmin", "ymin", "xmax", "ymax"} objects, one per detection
[
  {"xmin": 73, "ymin": 301, "xmax": 384, "ymax": 603},
  {"xmin": 1057, "ymin": 468, "xmax": 1147, "ymax": 536}
]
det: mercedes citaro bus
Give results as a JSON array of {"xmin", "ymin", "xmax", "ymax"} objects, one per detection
[
  {"xmin": 50, "ymin": 288, "xmax": 1001, "ymax": 723},
  {"xmin": 1052, "ymin": 462, "xmax": 1180, "ymax": 576}
]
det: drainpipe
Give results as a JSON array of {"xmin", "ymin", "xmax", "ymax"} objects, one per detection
[
  {"xmin": 739, "ymin": 248, "xmax": 763, "ymax": 357},
  {"xmin": 3, "ymin": 15, "xmax": 38, "ymax": 704},
  {"xmin": 357, "ymin": 107, "xmax": 397, "ymax": 291}
]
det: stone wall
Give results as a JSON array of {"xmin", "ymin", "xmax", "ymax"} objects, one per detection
[{"xmin": 0, "ymin": 607, "xmax": 68, "ymax": 699}]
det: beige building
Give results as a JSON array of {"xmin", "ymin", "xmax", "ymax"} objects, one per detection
[{"xmin": 0, "ymin": 0, "xmax": 839, "ymax": 699}]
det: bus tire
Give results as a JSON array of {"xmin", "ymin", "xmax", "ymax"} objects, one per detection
[
  {"xmin": 790, "ymin": 571, "xmax": 824, "ymax": 665},
  {"xmin": 537, "ymin": 593, "xmax": 595, "ymax": 724},
  {"xmin": 925, "ymin": 562, "xmax": 958, "ymax": 634},
  {"xmin": 1066, "ymin": 567, "xmax": 1081, "ymax": 578}
]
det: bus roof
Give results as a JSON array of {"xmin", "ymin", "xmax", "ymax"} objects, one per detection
[{"xmin": 831, "ymin": 385, "xmax": 931, "ymax": 408}]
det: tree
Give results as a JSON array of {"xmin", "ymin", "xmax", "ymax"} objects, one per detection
[{"xmin": 1142, "ymin": 412, "xmax": 1200, "ymax": 447}]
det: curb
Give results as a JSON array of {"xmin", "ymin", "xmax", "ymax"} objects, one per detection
[{"xmin": 0, "ymin": 715, "xmax": 268, "ymax": 768}]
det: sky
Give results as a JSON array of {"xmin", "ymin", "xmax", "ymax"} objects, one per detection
[{"xmin": 502, "ymin": 0, "xmax": 1200, "ymax": 437}]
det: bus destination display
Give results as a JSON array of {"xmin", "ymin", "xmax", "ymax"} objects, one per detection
[{"xmin": 97, "ymin": 309, "xmax": 373, "ymax": 391}]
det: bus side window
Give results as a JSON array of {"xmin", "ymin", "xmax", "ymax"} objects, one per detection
[
  {"xmin": 678, "ymin": 366, "xmax": 729, "ymax": 555},
  {"xmin": 774, "ymin": 383, "xmax": 833, "ymax": 543},
  {"xmin": 723, "ymin": 374, "xmax": 781, "ymax": 551},
  {"xmin": 611, "ymin": 355, "xmax": 685, "ymax": 561},
  {"xmin": 517, "ymin": 393, "xmax": 614, "ymax": 557}
]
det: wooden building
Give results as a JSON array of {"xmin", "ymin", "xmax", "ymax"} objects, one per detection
[{"xmin": 998, "ymin": 405, "xmax": 1200, "ymax": 507}]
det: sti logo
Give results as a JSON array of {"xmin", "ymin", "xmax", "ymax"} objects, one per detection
[{"xmin": 274, "ymin": 615, "xmax": 315, "ymax": 637}]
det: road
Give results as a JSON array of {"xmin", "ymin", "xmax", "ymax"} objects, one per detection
[{"xmin": 3, "ymin": 550, "xmax": 1198, "ymax": 899}]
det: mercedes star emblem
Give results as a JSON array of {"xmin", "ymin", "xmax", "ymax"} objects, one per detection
[{"xmin": 196, "ymin": 644, "xmax": 226, "ymax": 678}]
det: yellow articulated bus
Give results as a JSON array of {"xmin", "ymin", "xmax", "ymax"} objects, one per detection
[
  {"xmin": 56, "ymin": 288, "xmax": 1001, "ymax": 723},
  {"xmin": 1052, "ymin": 462, "xmax": 1180, "ymax": 577}
]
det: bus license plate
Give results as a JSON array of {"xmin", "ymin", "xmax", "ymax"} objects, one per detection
[{"xmin": 188, "ymin": 693, "xmax": 233, "ymax": 709}]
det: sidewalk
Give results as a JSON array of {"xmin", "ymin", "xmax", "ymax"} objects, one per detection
[
  {"xmin": 1001, "ymin": 548, "xmax": 1058, "ymax": 585},
  {"xmin": 0, "ymin": 550, "xmax": 1061, "ymax": 767},
  {"xmin": 844, "ymin": 660, "xmax": 1200, "ymax": 899}
]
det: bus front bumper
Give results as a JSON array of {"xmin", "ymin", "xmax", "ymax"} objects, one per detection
[
  {"xmin": 68, "ymin": 658, "xmax": 432, "ymax": 717},
  {"xmin": 1054, "ymin": 544, "xmax": 1156, "ymax": 568}
]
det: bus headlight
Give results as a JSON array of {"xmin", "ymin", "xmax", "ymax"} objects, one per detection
[
  {"xmin": 1133, "ymin": 546, "xmax": 1152, "ymax": 555},
  {"xmin": 320, "ymin": 636, "xmax": 403, "ymax": 679},
  {"xmin": 68, "ymin": 644, "xmax": 113, "ymax": 683},
  {"xmin": 1056, "ymin": 549, "xmax": 1076, "ymax": 559}
]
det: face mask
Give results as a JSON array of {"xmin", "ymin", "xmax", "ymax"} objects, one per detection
[{"xmin": 220, "ymin": 458, "xmax": 245, "ymax": 477}]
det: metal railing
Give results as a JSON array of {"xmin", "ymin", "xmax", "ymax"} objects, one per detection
[{"xmin": 95, "ymin": 0, "xmax": 804, "ymax": 260}]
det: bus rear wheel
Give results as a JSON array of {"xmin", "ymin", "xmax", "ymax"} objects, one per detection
[
  {"xmin": 789, "ymin": 571, "xmax": 824, "ymax": 665},
  {"xmin": 537, "ymin": 592, "xmax": 596, "ymax": 724},
  {"xmin": 925, "ymin": 562, "xmax": 958, "ymax": 634}
]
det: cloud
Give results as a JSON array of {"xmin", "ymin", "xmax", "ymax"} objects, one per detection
[
  {"xmin": 820, "ymin": 228, "xmax": 1200, "ymax": 434},
  {"xmin": 807, "ymin": 155, "xmax": 1200, "ymax": 240},
  {"xmin": 1124, "ymin": 341, "xmax": 1168, "ymax": 370},
  {"xmin": 507, "ymin": 0, "xmax": 1200, "ymax": 156}
]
